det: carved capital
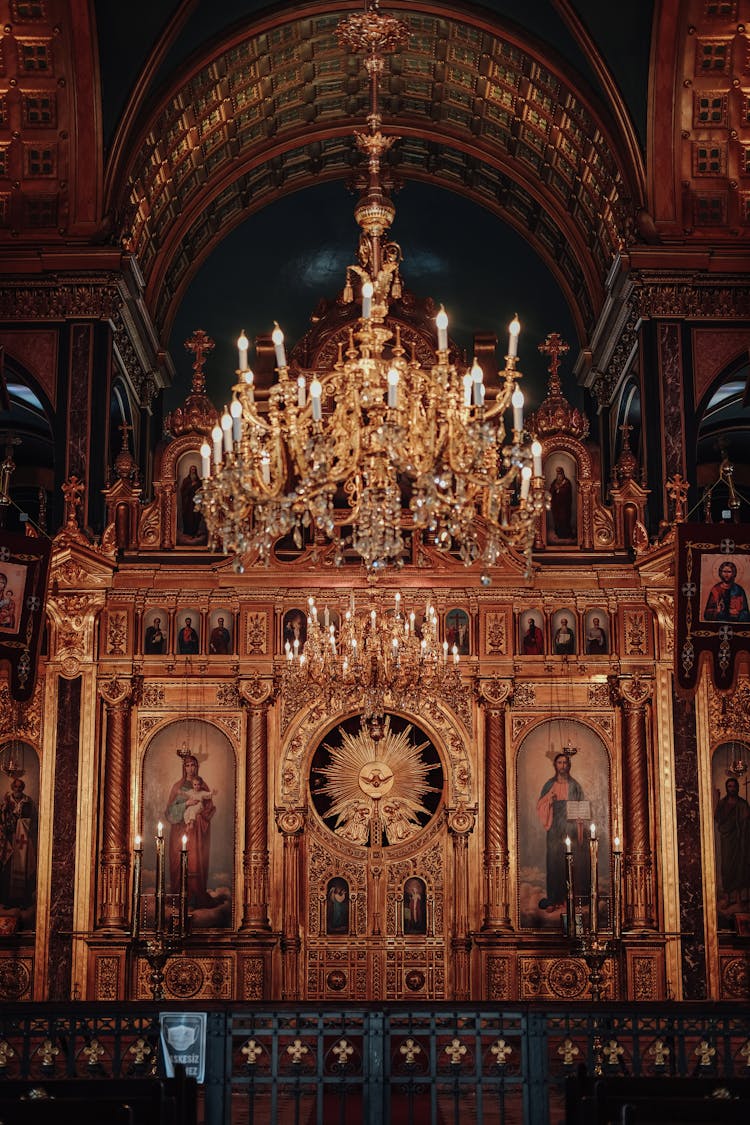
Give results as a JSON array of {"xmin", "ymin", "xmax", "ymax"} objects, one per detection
[
  {"xmin": 447, "ymin": 803, "xmax": 476, "ymax": 836},
  {"xmin": 476, "ymin": 677, "xmax": 513, "ymax": 710},
  {"xmin": 275, "ymin": 807, "xmax": 306, "ymax": 836},
  {"xmin": 608, "ymin": 671, "xmax": 653, "ymax": 709},
  {"xmin": 239, "ymin": 675, "xmax": 276, "ymax": 708},
  {"xmin": 99, "ymin": 673, "xmax": 141, "ymax": 710}
]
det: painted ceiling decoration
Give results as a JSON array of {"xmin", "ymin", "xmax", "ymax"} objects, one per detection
[{"xmin": 112, "ymin": 3, "xmax": 645, "ymax": 338}]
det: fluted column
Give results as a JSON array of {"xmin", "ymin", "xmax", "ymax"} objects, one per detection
[
  {"xmin": 478, "ymin": 680, "xmax": 513, "ymax": 931},
  {"xmin": 240, "ymin": 679, "xmax": 273, "ymax": 932},
  {"xmin": 611, "ymin": 674, "xmax": 655, "ymax": 930},
  {"xmin": 97, "ymin": 674, "xmax": 140, "ymax": 931},
  {"xmin": 448, "ymin": 805, "xmax": 476, "ymax": 1000},
  {"xmin": 276, "ymin": 807, "xmax": 305, "ymax": 1000}
]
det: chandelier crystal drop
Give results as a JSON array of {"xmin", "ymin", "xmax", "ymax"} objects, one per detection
[
  {"xmin": 283, "ymin": 592, "xmax": 466, "ymax": 740},
  {"xmin": 197, "ymin": 3, "xmax": 546, "ymax": 575}
]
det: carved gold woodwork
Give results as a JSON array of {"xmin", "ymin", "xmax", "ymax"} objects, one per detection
[
  {"xmin": 98, "ymin": 675, "xmax": 141, "ymax": 932},
  {"xmin": 477, "ymin": 680, "xmax": 513, "ymax": 933},
  {"xmin": 134, "ymin": 954, "xmax": 234, "ymax": 1000},
  {"xmin": 610, "ymin": 673, "xmax": 656, "ymax": 930}
]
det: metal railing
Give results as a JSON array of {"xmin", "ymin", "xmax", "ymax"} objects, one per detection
[{"xmin": 1, "ymin": 1002, "xmax": 748, "ymax": 1124}]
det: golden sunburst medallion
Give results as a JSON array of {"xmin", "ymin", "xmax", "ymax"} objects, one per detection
[{"xmin": 310, "ymin": 715, "xmax": 443, "ymax": 846}]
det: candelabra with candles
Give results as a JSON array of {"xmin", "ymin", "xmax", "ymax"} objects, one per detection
[
  {"xmin": 283, "ymin": 592, "xmax": 466, "ymax": 740},
  {"xmin": 564, "ymin": 826, "xmax": 623, "ymax": 1003},
  {"xmin": 130, "ymin": 824, "xmax": 189, "ymax": 1001},
  {"xmin": 195, "ymin": 3, "xmax": 545, "ymax": 577}
]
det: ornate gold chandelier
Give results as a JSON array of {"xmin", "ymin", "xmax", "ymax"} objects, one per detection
[
  {"xmin": 197, "ymin": 3, "xmax": 545, "ymax": 574},
  {"xmin": 283, "ymin": 593, "xmax": 466, "ymax": 740}
]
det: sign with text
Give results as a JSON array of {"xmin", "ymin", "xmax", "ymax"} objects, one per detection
[{"xmin": 160, "ymin": 1012, "xmax": 207, "ymax": 1084}]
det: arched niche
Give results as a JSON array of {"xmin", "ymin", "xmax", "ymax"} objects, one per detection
[
  {"xmin": 140, "ymin": 718, "xmax": 236, "ymax": 929},
  {"xmin": 516, "ymin": 718, "xmax": 611, "ymax": 931}
]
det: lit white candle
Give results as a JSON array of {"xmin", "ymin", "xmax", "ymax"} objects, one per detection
[
  {"xmin": 237, "ymin": 330, "xmax": 250, "ymax": 371},
  {"xmin": 508, "ymin": 315, "xmax": 520, "ymax": 357},
  {"xmin": 436, "ymin": 306, "xmax": 449, "ymax": 351},
  {"xmin": 589, "ymin": 824, "xmax": 599, "ymax": 936},
  {"xmin": 452, "ymin": 645, "xmax": 459, "ymax": 665},
  {"xmin": 387, "ymin": 367, "xmax": 399, "ymax": 408},
  {"xmin": 532, "ymin": 439, "xmax": 543, "ymax": 476},
  {"xmin": 261, "ymin": 452, "xmax": 270, "ymax": 484},
  {"xmin": 310, "ymin": 378, "xmax": 322, "ymax": 421},
  {"xmin": 512, "ymin": 387, "xmax": 524, "ymax": 431},
  {"xmin": 565, "ymin": 836, "xmax": 575, "ymax": 938},
  {"xmin": 471, "ymin": 360, "xmax": 484, "ymax": 406},
  {"xmin": 243, "ymin": 368, "xmax": 255, "ymax": 402},
  {"xmin": 230, "ymin": 398, "xmax": 242, "ymax": 443},
  {"xmin": 463, "ymin": 372, "xmax": 473, "ymax": 407},
  {"xmin": 200, "ymin": 442, "xmax": 211, "ymax": 479},
  {"xmin": 272, "ymin": 322, "xmax": 287, "ymax": 368},
  {"xmin": 613, "ymin": 835, "xmax": 623, "ymax": 941},
  {"xmin": 520, "ymin": 464, "xmax": 531, "ymax": 500},
  {"xmin": 443, "ymin": 640, "xmax": 448, "ymax": 663},
  {"xmin": 590, "ymin": 823, "xmax": 596, "ymax": 839},
  {"xmin": 181, "ymin": 833, "xmax": 188, "ymax": 852},
  {"xmin": 297, "ymin": 375, "xmax": 306, "ymax": 408},
  {"xmin": 362, "ymin": 280, "xmax": 373, "ymax": 318},
  {"xmin": 212, "ymin": 424, "xmax": 223, "ymax": 465}
]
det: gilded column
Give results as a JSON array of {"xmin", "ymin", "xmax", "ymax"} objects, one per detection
[
  {"xmin": 611, "ymin": 673, "xmax": 655, "ymax": 930},
  {"xmin": 448, "ymin": 804, "xmax": 476, "ymax": 1000},
  {"xmin": 276, "ymin": 808, "xmax": 305, "ymax": 1000},
  {"xmin": 479, "ymin": 680, "xmax": 513, "ymax": 931},
  {"xmin": 239, "ymin": 678, "xmax": 274, "ymax": 932},
  {"xmin": 97, "ymin": 674, "xmax": 140, "ymax": 931}
]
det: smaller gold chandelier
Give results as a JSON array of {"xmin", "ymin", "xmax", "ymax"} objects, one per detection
[{"xmin": 283, "ymin": 593, "xmax": 465, "ymax": 739}]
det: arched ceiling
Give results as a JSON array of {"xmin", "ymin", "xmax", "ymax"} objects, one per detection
[{"xmin": 108, "ymin": 2, "xmax": 646, "ymax": 341}]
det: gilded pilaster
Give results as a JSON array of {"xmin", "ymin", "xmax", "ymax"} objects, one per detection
[
  {"xmin": 610, "ymin": 673, "xmax": 655, "ymax": 930},
  {"xmin": 276, "ymin": 807, "xmax": 305, "ymax": 1000},
  {"xmin": 478, "ymin": 679, "xmax": 513, "ymax": 931},
  {"xmin": 239, "ymin": 678, "xmax": 274, "ymax": 932},
  {"xmin": 448, "ymin": 804, "xmax": 476, "ymax": 1000},
  {"xmin": 97, "ymin": 674, "xmax": 140, "ymax": 932}
]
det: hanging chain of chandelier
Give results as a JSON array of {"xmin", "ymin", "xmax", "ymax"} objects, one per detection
[
  {"xmin": 283, "ymin": 591, "xmax": 466, "ymax": 740},
  {"xmin": 197, "ymin": 2, "xmax": 545, "ymax": 576}
]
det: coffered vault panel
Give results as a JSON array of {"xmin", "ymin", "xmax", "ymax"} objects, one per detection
[{"xmin": 116, "ymin": 6, "xmax": 639, "ymax": 337}]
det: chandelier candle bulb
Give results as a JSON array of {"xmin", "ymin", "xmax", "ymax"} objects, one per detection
[
  {"xmin": 243, "ymin": 368, "xmax": 255, "ymax": 403},
  {"xmin": 532, "ymin": 439, "xmax": 543, "ymax": 477},
  {"xmin": 131, "ymin": 835, "xmax": 142, "ymax": 941},
  {"xmin": 362, "ymin": 280, "xmax": 373, "ymax": 318},
  {"xmin": 589, "ymin": 824, "xmax": 599, "ymax": 938},
  {"xmin": 230, "ymin": 398, "xmax": 242, "ymax": 443},
  {"xmin": 443, "ymin": 640, "xmax": 448, "ymax": 664},
  {"xmin": 462, "ymin": 372, "xmax": 473, "ymax": 407},
  {"xmin": 221, "ymin": 409, "xmax": 232, "ymax": 453},
  {"xmin": 520, "ymin": 464, "xmax": 532, "ymax": 501},
  {"xmin": 237, "ymin": 330, "xmax": 250, "ymax": 371},
  {"xmin": 512, "ymin": 387, "xmax": 524, "ymax": 432},
  {"xmin": 387, "ymin": 367, "xmax": 399, "ymax": 408},
  {"xmin": 310, "ymin": 378, "xmax": 323, "ymax": 421},
  {"xmin": 297, "ymin": 375, "xmax": 306, "ymax": 408},
  {"xmin": 211, "ymin": 425, "xmax": 223, "ymax": 465},
  {"xmin": 508, "ymin": 315, "xmax": 521, "ymax": 357},
  {"xmin": 471, "ymin": 360, "xmax": 484, "ymax": 406},
  {"xmin": 200, "ymin": 442, "xmax": 211, "ymax": 480},
  {"xmin": 564, "ymin": 835, "xmax": 575, "ymax": 938},
  {"xmin": 436, "ymin": 306, "xmax": 449, "ymax": 351},
  {"xmin": 613, "ymin": 836, "xmax": 622, "ymax": 941},
  {"xmin": 261, "ymin": 453, "xmax": 271, "ymax": 484},
  {"xmin": 272, "ymin": 322, "xmax": 287, "ymax": 368}
]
